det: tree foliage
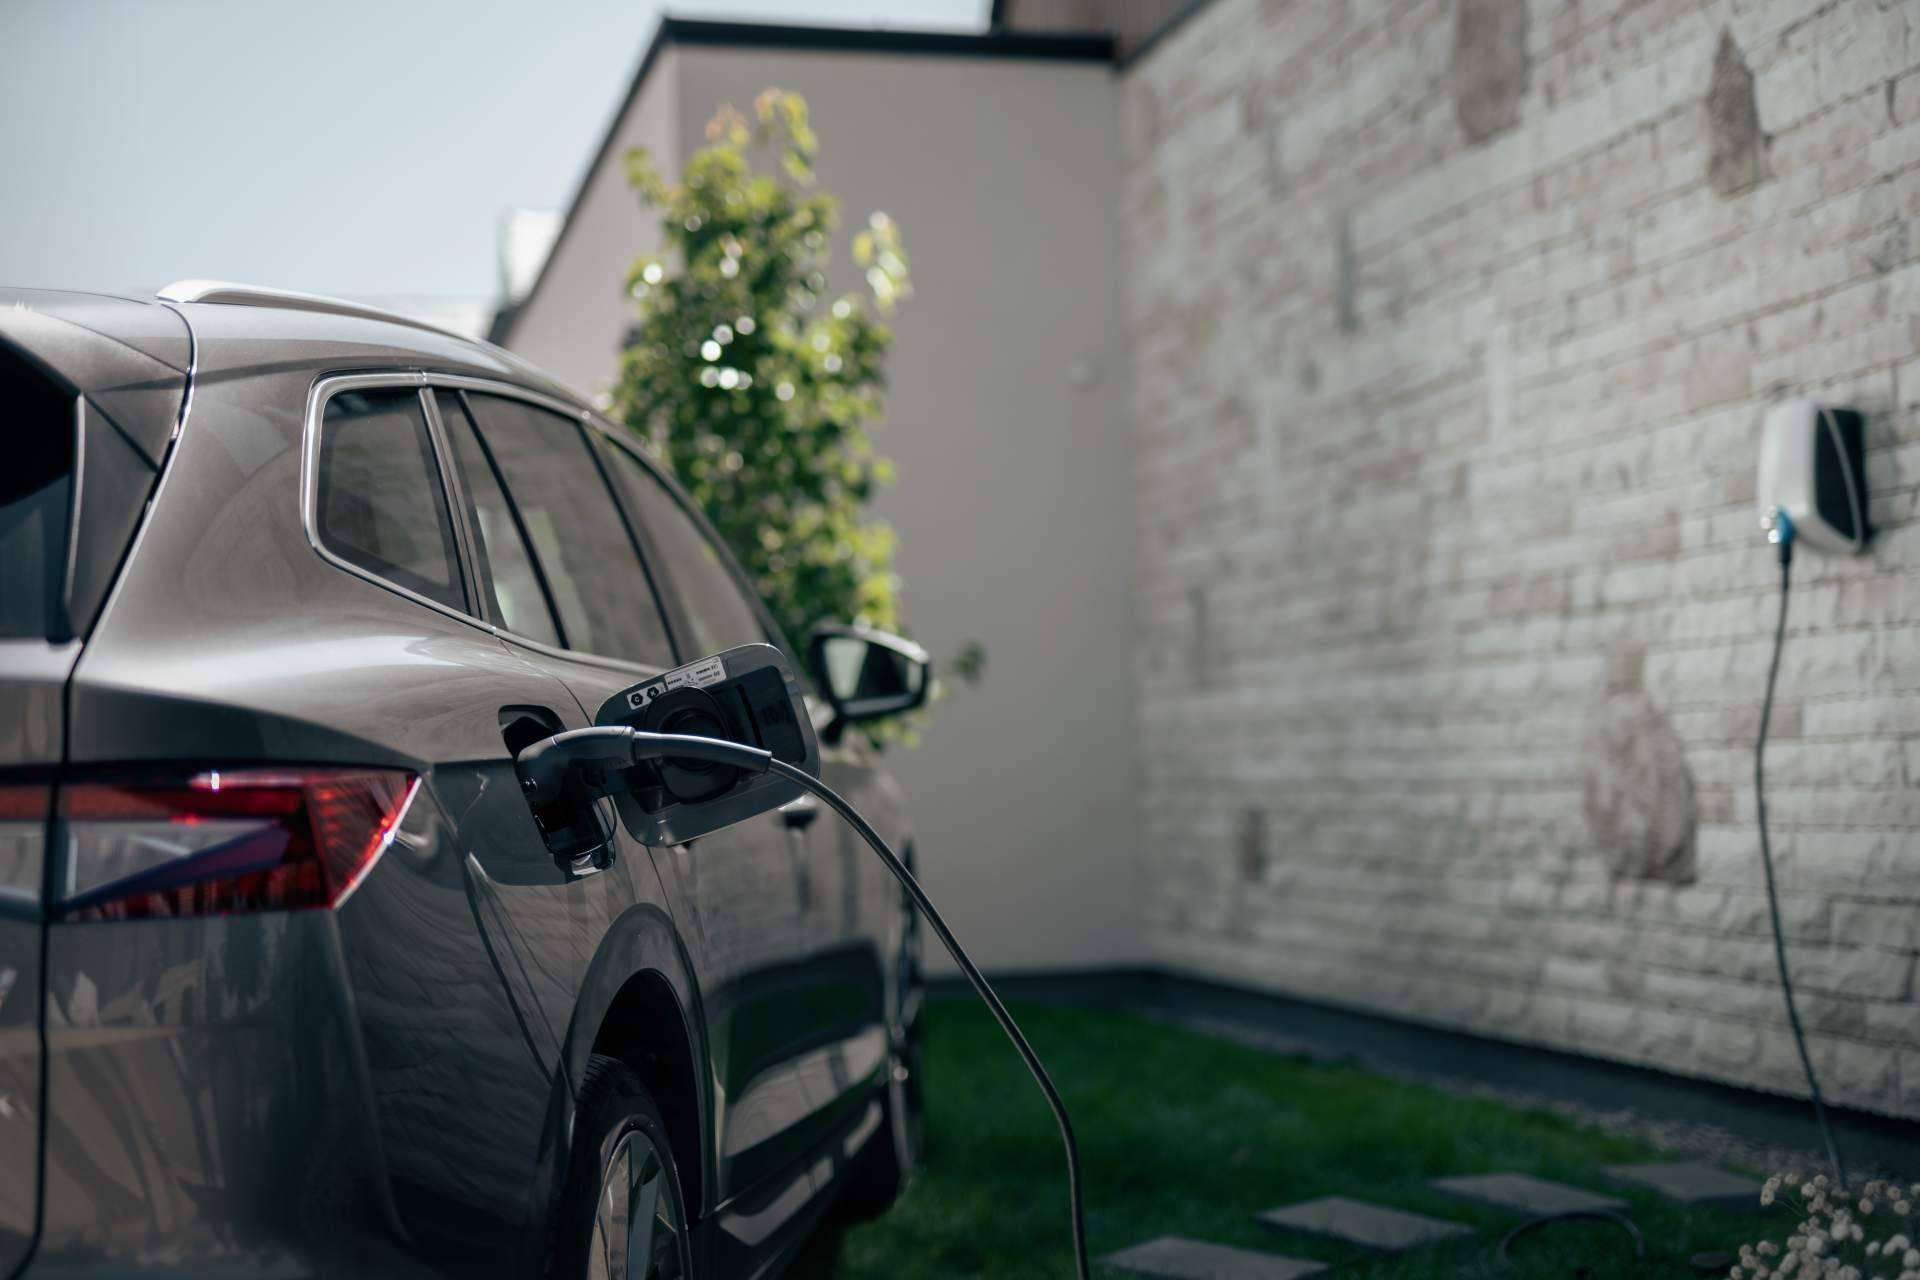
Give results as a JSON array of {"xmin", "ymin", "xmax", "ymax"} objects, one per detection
[{"xmin": 613, "ymin": 89, "xmax": 911, "ymax": 654}]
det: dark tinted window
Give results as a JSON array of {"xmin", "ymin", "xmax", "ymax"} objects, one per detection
[
  {"xmin": 600, "ymin": 444, "xmax": 767, "ymax": 658},
  {"xmin": 463, "ymin": 394, "xmax": 671, "ymax": 665},
  {"xmin": 435, "ymin": 391, "xmax": 561, "ymax": 648},
  {"xmin": 316, "ymin": 388, "xmax": 464, "ymax": 611},
  {"xmin": 0, "ymin": 350, "xmax": 74, "ymax": 640}
]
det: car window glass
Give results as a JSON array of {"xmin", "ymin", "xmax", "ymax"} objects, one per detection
[
  {"xmin": 316, "ymin": 388, "xmax": 464, "ymax": 612},
  {"xmin": 435, "ymin": 391, "xmax": 561, "ymax": 648},
  {"xmin": 600, "ymin": 443, "xmax": 767, "ymax": 658},
  {"xmin": 461, "ymin": 393, "xmax": 671, "ymax": 665},
  {"xmin": 0, "ymin": 348, "xmax": 74, "ymax": 639}
]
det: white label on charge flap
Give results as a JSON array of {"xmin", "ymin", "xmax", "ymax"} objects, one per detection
[
  {"xmin": 665, "ymin": 655, "xmax": 726, "ymax": 690},
  {"xmin": 626, "ymin": 655, "xmax": 726, "ymax": 712}
]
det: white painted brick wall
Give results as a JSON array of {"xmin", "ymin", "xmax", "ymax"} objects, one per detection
[{"xmin": 1122, "ymin": 0, "xmax": 1920, "ymax": 1117}]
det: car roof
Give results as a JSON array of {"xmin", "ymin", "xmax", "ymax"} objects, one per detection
[{"xmin": 3, "ymin": 282, "xmax": 591, "ymax": 413}]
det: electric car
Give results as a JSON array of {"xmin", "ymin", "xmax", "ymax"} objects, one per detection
[{"xmin": 0, "ymin": 283, "xmax": 929, "ymax": 1279}]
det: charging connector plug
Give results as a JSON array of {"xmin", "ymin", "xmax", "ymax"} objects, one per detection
[{"xmin": 1765, "ymin": 506, "xmax": 1796, "ymax": 568}]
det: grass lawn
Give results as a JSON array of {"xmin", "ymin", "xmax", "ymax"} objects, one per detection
[{"xmin": 790, "ymin": 995, "xmax": 1773, "ymax": 1278}]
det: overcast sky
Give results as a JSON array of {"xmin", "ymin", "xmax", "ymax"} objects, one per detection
[{"xmin": 1, "ymin": 0, "xmax": 983, "ymax": 302}]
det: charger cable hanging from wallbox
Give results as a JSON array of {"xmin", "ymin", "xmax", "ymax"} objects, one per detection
[
  {"xmin": 514, "ymin": 642, "xmax": 1094, "ymax": 1279},
  {"xmin": 1756, "ymin": 397, "xmax": 1872, "ymax": 1186}
]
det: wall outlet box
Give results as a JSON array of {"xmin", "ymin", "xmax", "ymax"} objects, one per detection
[{"xmin": 1757, "ymin": 398, "xmax": 1870, "ymax": 555}]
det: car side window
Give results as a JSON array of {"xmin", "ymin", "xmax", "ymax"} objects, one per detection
[
  {"xmin": 460, "ymin": 392, "xmax": 672, "ymax": 665},
  {"xmin": 599, "ymin": 442, "xmax": 768, "ymax": 658},
  {"xmin": 434, "ymin": 391, "xmax": 562, "ymax": 649},
  {"xmin": 316, "ymin": 388, "xmax": 465, "ymax": 612}
]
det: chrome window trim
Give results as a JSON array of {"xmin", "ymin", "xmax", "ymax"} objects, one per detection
[
  {"xmin": 300, "ymin": 371, "xmax": 668, "ymax": 680},
  {"xmin": 300, "ymin": 372, "xmax": 479, "ymax": 630}
]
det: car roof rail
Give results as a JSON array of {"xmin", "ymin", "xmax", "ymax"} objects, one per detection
[{"xmin": 156, "ymin": 279, "xmax": 477, "ymax": 346}]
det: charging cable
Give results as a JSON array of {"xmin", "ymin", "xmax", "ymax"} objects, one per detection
[
  {"xmin": 1757, "ymin": 509, "xmax": 1846, "ymax": 1185},
  {"xmin": 523, "ymin": 728, "xmax": 1096, "ymax": 1279},
  {"xmin": 764, "ymin": 757, "xmax": 1092, "ymax": 1279}
]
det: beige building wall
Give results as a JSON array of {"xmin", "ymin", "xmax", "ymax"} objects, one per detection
[
  {"xmin": 1124, "ymin": 0, "xmax": 1920, "ymax": 1117},
  {"xmin": 504, "ymin": 39, "xmax": 1143, "ymax": 973}
]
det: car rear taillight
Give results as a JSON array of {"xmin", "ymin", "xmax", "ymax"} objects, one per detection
[{"xmin": 57, "ymin": 767, "xmax": 419, "ymax": 920}]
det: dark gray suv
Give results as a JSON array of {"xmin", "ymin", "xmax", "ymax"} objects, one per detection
[{"xmin": 0, "ymin": 283, "xmax": 927, "ymax": 1279}]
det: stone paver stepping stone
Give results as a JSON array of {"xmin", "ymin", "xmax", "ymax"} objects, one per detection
[
  {"xmin": 1604, "ymin": 1161, "xmax": 1763, "ymax": 1210},
  {"xmin": 1100, "ymin": 1235, "xmax": 1329, "ymax": 1279},
  {"xmin": 1431, "ymin": 1173, "xmax": 1626, "ymax": 1215},
  {"xmin": 1259, "ymin": 1196, "xmax": 1472, "ymax": 1251}
]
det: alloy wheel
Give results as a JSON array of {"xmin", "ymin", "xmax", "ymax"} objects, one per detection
[{"xmin": 588, "ymin": 1126, "xmax": 684, "ymax": 1280}]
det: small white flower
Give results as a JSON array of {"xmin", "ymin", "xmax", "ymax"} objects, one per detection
[{"xmin": 1904, "ymin": 1250, "xmax": 1919, "ymax": 1268}]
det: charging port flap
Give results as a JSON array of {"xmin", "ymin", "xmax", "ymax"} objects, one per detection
[{"xmin": 593, "ymin": 643, "xmax": 820, "ymax": 847}]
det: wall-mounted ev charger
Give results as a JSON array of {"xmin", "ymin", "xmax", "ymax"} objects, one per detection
[
  {"xmin": 1752, "ymin": 398, "xmax": 1870, "ymax": 1188},
  {"xmin": 1756, "ymin": 397, "xmax": 1872, "ymax": 555}
]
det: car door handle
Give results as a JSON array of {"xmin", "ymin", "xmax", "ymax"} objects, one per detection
[{"xmin": 779, "ymin": 795, "xmax": 820, "ymax": 831}]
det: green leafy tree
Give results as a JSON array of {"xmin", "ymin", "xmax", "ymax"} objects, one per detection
[{"xmin": 613, "ymin": 89, "xmax": 911, "ymax": 654}]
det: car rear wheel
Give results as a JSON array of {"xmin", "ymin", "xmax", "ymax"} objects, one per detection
[{"xmin": 550, "ymin": 1055, "xmax": 694, "ymax": 1280}]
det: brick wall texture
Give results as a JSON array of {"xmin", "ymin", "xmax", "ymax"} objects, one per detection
[{"xmin": 1121, "ymin": 0, "xmax": 1920, "ymax": 1117}]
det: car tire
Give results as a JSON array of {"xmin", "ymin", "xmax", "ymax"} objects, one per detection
[
  {"xmin": 836, "ymin": 1014, "xmax": 924, "ymax": 1221},
  {"xmin": 548, "ymin": 1054, "xmax": 696, "ymax": 1280}
]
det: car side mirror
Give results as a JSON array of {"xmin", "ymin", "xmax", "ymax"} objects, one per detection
[{"xmin": 806, "ymin": 625, "xmax": 931, "ymax": 735}]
